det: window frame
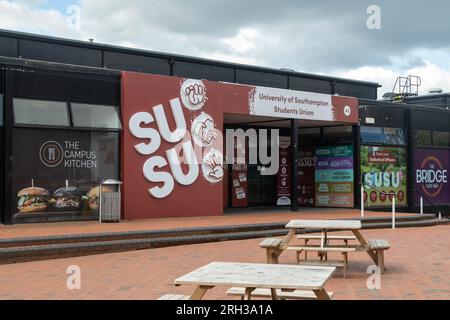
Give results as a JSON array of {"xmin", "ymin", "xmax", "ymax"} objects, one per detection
[
  {"xmin": 13, "ymin": 97, "xmax": 71, "ymax": 128},
  {"xmin": 11, "ymin": 98, "xmax": 122, "ymax": 132},
  {"xmin": 360, "ymin": 125, "xmax": 406, "ymax": 146},
  {"xmin": 69, "ymin": 102, "xmax": 122, "ymax": 131},
  {"xmin": 432, "ymin": 130, "xmax": 450, "ymax": 149},
  {"xmin": 413, "ymin": 129, "xmax": 432, "ymax": 148}
]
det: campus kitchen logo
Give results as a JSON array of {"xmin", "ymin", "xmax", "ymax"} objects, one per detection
[
  {"xmin": 129, "ymin": 79, "xmax": 223, "ymax": 199},
  {"xmin": 416, "ymin": 156, "xmax": 448, "ymax": 197},
  {"xmin": 39, "ymin": 140, "xmax": 97, "ymax": 168}
]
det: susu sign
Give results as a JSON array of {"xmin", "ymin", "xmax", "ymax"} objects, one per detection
[
  {"xmin": 128, "ymin": 79, "xmax": 223, "ymax": 199},
  {"xmin": 121, "ymin": 72, "xmax": 359, "ymax": 219}
]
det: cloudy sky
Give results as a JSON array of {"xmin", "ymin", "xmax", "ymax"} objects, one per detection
[{"xmin": 1, "ymin": 0, "xmax": 449, "ymax": 96}]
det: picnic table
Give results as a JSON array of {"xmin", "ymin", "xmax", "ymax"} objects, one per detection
[
  {"xmin": 173, "ymin": 261, "xmax": 335, "ymax": 300},
  {"xmin": 261, "ymin": 219, "xmax": 389, "ymax": 273}
]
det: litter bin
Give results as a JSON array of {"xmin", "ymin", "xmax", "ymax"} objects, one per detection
[{"xmin": 98, "ymin": 179, "xmax": 122, "ymax": 223}]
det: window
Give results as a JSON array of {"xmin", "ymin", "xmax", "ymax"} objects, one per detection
[
  {"xmin": 71, "ymin": 103, "xmax": 121, "ymax": 129},
  {"xmin": 433, "ymin": 131, "xmax": 450, "ymax": 148},
  {"xmin": 361, "ymin": 126, "xmax": 405, "ymax": 145},
  {"xmin": 299, "ymin": 128, "xmax": 320, "ymax": 145},
  {"xmin": 323, "ymin": 126, "xmax": 353, "ymax": 137},
  {"xmin": 384, "ymin": 127, "xmax": 406, "ymax": 145},
  {"xmin": 360, "ymin": 126, "xmax": 384, "ymax": 144},
  {"xmin": 13, "ymin": 98, "xmax": 70, "ymax": 127},
  {"xmin": 413, "ymin": 130, "xmax": 432, "ymax": 147}
]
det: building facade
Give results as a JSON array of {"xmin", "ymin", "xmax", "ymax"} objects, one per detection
[{"xmin": 0, "ymin": 30, "xmax": 449, "ymax": 224}]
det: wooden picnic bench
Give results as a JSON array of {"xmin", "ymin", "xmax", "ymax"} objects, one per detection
[
  {"xmin": 173, "ymin": 261, "xmax": 336, "ymax": 300},
  {"xmin": 259, "ymin": 220, "xmax": 391, "ymax": 274}
]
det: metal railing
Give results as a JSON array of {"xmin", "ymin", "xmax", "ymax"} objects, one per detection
[
  {"xmin": 360, "ymin": 183, "xmax": 397, "ymax": 229},
  {"xmin": 415, "ymin": 190, "xmax": 443, "ymax": 219}
]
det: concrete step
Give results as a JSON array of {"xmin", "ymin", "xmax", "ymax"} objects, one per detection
[
  {"xmin": 0, "ymin": 216, "xmax": 446, "ymax": 265},
  {"xmin": 0, "ymin": 213, "xmax": 436, "ymax": 249}
]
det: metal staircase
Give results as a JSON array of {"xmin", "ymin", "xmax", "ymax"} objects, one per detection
[{"xmin": 391, "ymin": 75, "xmax": 421, "ymax": 103}]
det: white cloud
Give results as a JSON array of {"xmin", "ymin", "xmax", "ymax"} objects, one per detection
[
  {"xmin": 0, "ymin": 0, "xmax": 79, "ymax": 38},
  {"xmin": 336, "ymin": 62, "xmax": 450, "ymax": 98},
  {"xmin": 222, "ymin": 28, "xmax": 259, "ymax": 54}
]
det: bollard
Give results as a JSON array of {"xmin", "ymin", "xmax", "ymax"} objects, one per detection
[
  {"xmin": 392, "ymin": 196, "xmax": 396, "ymax": 230},
  {"xmin": 361, "ymin": 185, "xmax": 364, "ymax": 218},
  {"xmin": 420, "ymin": 196, "xmax": 423, "ymax": 214}
]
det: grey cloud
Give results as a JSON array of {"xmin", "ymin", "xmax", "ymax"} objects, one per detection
[{"xmin": 77, "ymin": 0, "xmax": 450, "ymax": 73}]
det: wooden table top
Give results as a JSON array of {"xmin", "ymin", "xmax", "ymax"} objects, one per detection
[
  {"xmin": 174, "ymin": 262, "xmax": 336, "ymax": 291},
  {"xmin": 285, "ymin": 219, "xmax": 362, "ymax": 230}
]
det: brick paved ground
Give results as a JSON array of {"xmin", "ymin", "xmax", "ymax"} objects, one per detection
[
  {"xmin": 0, "ymin": 207, "xmax": 412, "ymax": 238},
  {"xmin": 0, "ymin": 225, "xmax": 448, "ymax": 300}
]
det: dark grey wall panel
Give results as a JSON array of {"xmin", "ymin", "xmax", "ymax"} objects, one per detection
[
  {"xmin": 411, "ymin": 109, "xmax": 450, "ymax": 131},
  {"xmin": 12, "ymin": 69, "xmax": 119, "ymax": 105},
  {"xmin": 405, "ymin": 96, "xmax": 446, "ymax": 109},
  {"xmin": 173, "ymin": 60, "xmax": 234, "ymax": 82},
  {"xmin": 335, "ymin": 82, "xmax": 377, "ymax": 99},
  {"xmin": 0, "ymin": 69, "xmax": 4, "ymax": 93},
  {"xmin": 236, "ymin": 69, "xmax": 288, "ymax": 89},
  {"xmin": 19, "ymin": 39, "xmax": 102, "ymax": 67},
  {"xmin": 104, "ymin": 51, "xmax": 170, "ymax": 75},
  {"xmin": 0, "ymin": 36, "xmax": 18, "ymax": 58},
  {"xmin": 289, "ymin": 76, "xmax": 331, "ymax": 94},
  {"xmin": 359, "ymin": 104, "xmax": 406, "ymax": 127}
]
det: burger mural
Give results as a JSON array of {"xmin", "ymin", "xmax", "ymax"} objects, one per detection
[{"xmin": 17, "ymin": 185, "xmax": 50, "ymax": 213}]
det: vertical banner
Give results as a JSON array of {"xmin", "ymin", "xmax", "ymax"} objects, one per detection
[
  {"xmin": 231, "ymin": 164, "xmax": 248, "ymax": 207},
  {"xmin": 361, "ymin": 146, "xmax": 407, "ymax": 207},
  {"xmin": 298, "ymin": 147, "xmax": 316, "ymax": 206},
  {"xmin": 223, "ymin": 165, "xmax": 229, "ymax": 208},
  {"xmin": 414, "ymin": 148, "xmax": 449, "ymax": 205},
  {"xmin": 277, "ymin": 137, "xmax": 291, "ymax": 206},
  {"xmin": 315, "ymin": 145, "xmax": 354, "ymax": 207}
]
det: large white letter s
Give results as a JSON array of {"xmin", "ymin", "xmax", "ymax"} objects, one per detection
[
  {"xmin": 129, "ymin": 112, "xmax": 161, "ymax": 155},
  {"xmin": 143, "ymin": 156, "xmax": 174, "ymax": 198}
]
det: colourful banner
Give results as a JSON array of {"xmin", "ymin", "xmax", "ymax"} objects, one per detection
[
  {"xmin": 315, "ymin": 146, "xmax": 354, "ymax": 207},
  {"xmin": 361, "ymin": 146, "xmax": 407, "ymax": 207},
  {"xmin": 414, "ymin": 148, "xmax": 449, "ymax": 205}
]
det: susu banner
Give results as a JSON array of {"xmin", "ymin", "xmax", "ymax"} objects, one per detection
[
  {"xmin": 361, "ymin": 146, "xmax": 407, "ymax": 207},
  {"xmin": 298, "ymin": 147, "xmax": 316, "ymax": 207},
  {"xmin": 314, "ymin": 146, "xmax": 354, "ymax": 207},
  {"xmin": 276, "ymin": 137, "xmax": 291, "ymax": 206},
  {"xmin": 414, "ymin": 148, "xmax": 449, "ymax": 205}
]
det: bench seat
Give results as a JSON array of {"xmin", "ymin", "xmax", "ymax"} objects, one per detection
[
  {"xmin": 368, "ymin": 239, "xmax": 390, "ymax": 250},
  {"xmin": 287, "ymin": 246, "xmax": 356, "ymax": 252},
  {"xmin": 226, "ymin": 287, "xmax": 333, "ymax": 300},
  {"xmin": 259, "ymin": 238, "xmax": 283, "ymax": 248},
  {"xmin": 298, "ymin": 260, "xmax": 345, "ymax": 267},
  {"xmin": 297, "ymin": 235, "xmax": 357, "ymax": 240},
  {"xmin": 158, "ymin": 294, "xmax": 190, "ymax": 300}
]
